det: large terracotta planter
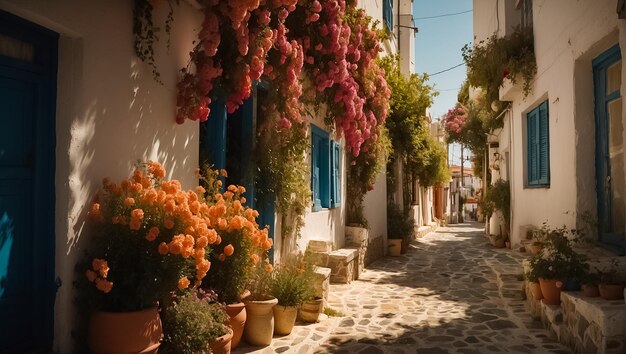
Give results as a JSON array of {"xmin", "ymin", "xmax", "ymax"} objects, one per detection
[
  {"xmin": 599, "ymin": 283, "xmax": 625, "ymax": 300},
  {"xmin": 273, "ymin": 305, "xmax": 298, "ymax": 335},
  {"xmin": 539, "ymin": 278, "xmax": 563, "ymax": 305},
  {"xmin": 209, "ymin": 328, "xmax": 233, "ymax": 354},
  {"xmin": 388, "ymin": 239, "xmax": 402, "ymax": 256},
  {"xmin": 88, "ymin": 307, "xmax": 162, "ymax": 354},
  {"xmin": 243, "ymin": 297, "xmax": 278, "ymax": 346},
  {"xmin": 299, "ymin": 297, "xmax": 323, "ymax": 323},
  {"xmin": 225, "ymin": 302, "xmax": 246, "ymax": 349},
  {"xmin": 581, "ymin": 283, "xmax": 600, "ymax": 297},
  {"xmin": 528, "ymin": 282, "xmax": 543, "ymax": 300}
]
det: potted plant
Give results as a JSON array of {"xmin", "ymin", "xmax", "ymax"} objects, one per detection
[
  {"xmin": 243, "ymin": 251, "xmax": 277, "ymax": 346},
  {"xmin": 524, "ymin": 265, "xmax": 543, "ymax": 301},
  {"xmin": 580, "ymin": 271, "xmax": 600, "ymax": 297},
  {"xmin": 198, "ymin": 167, "xmax": 269, "ymax": 348},
  {"xmin": 80, "ymin": 161, "xmax": 217, "ymax": 354},
  {"xmin": 387, "ymin": 202, "xmax": 411, "ymax": 256},
  {"xmin": 598, "ymin": 260, "xmax": 625, "ymax": 300},
  {"xmin": 161, "ymin": 289, "xmax": 230, "ymax": 354},
  {"xmin": 270, "ymin": 253, "xmax": 316, "ymax": 335}
]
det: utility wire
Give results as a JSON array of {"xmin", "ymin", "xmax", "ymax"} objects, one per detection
[
  {"xmin": 428, "ymin": 62, "xmax": 465, "ymax": 76},
  {"xmin": 414, "ymin": 9, "xmax": 473, "ymax": 20}
]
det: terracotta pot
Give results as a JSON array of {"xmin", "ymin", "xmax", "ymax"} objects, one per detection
[
  {"xmin": 272, "ymin": 305, "xmax": 298, "ymax": 335},
  {"xmin": 599, "ymin": 283, "xmax": 625, "ymax": 300},
  {"xmin": 529, "ymin": 282, "xmax": 543, "ymax": 300},
  {"xmin": 388, "ymin": 239, "xmax": 402, "ymax": 256},
  {"xmin": 209, "ymin": 328, "xmax": 233, "ymax": 354},
  {"xmin": 299, "ymin": 297, "xmax": 323, "ymax": 323},
  {"xmin": 582, "ymin": 283, "xmax": 600, "ymax": 297},
  {"xmin": 539, "ymin": 278, "xmax": 562, "ymax": 305},
  {"xmin": 225, "ymin": 302, "xmax": 246, "ymax": 349},
  {"xmin": 243, "ymin": 297, "xmax": 278, "ymax": 346},
  {"xmin": 88, "ymin": 307, "xmax": 162, "ymax": 354}
]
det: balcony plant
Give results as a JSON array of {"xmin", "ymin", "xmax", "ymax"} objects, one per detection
[
  {"xmin": 80, "ymin": 161, "xmax": 218, "ymax": 353},
  {"xmin": 597, "ymin": 259, "xmax": 625, "ymax": 300},
  {"xmin": 270, "ymin": 253, "xmax": 316, "ymax": 335},
  {"xmin": 161, "ymin": 289, "xmax": 230, "ymax": 354}
]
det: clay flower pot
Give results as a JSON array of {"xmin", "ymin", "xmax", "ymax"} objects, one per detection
[
  {"xmin": 299, "ymin": 297, "xmax": 323, "ymax": 323},
  {"xmin": 529, "ymin": 282, "xmax": 543, "ymax": 300},
  {"xmin": 88, "ymin": 307, "xmax": 162, "ymax": 354},
  {"xmin": 581, "ymin": 283, "xmax": 600, "ymax": 297},
  {"xmin": 209, "ymin": 328, "xmax": 233, "ymax": 354},
  {"xmin": 539, "ymin": 278, "xmax": 562, "ymax": 305},
  {"xmin": 599, "ymin": 283, "xmax": 625, "ymax": 300},
  {"xmin": 388, "ymin": 239, "xmax": 402, "ymax": 256},
  {"xmin": 530, "ymin": 243, "xmax": 542, "ymax": 254},
  {"xmin": 243, "ymin": 297, "xmax": 278, "ymax": 346},
  {"xmin": 225, "ymin": 302, "xmax": 246, "ymax": 349},
  {"xmin": 273, "ymin": 305, "xmax": 298, "ymax": 335}
]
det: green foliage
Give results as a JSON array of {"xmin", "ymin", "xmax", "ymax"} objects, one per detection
[
  {"xmin": 346, "ymin": 127, "xmax": 391, "ymax": 225},
  {"xmin": 387, "ymin": 202, "xmax": 413, "ymax": 241},
  {"xmin": 462, "ymin": 26, "xmax": 536, "ymax": 102},
  {"xmin": 162, "ymin": 289, "xmax": 228, "ymax": 354},
  {"xmin": 203, "ymin": 229, "xmax": 253, "ymax": 304},
  {"xmin": 596, "ymin": 259, "xmax": 625, "ymax": 285},
  {"xmin": 247, "ymin": 255, "xmax": 274, "ymax": 301},
  {"xmin": 526, "ymin": 225, "xmax": 589, "ymax": 280},
  {"xmin": 480, "ymin": 179, "xmax": 510, "ymax": 229},
  {"xmin": 270, "ymin": 253, "xmax": 316, "ymax": 307},
  {"xmin": 323, "ymin": 307, "xmax": 344, "ymax": 317},
  {"xmin": 412, "ymin": 135, "xmax": 451, "ymax": 187}
]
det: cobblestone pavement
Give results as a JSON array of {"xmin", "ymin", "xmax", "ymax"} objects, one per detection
[{"xmin": 234, "ymin": 223, "xmax": 573, "ymax": 354}]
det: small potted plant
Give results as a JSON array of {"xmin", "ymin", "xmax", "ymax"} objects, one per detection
[
  {"xmin": 243, "ymin": 252, "xmax": 277, "ymax": 346},
  {"xmin": 270, "ymin": 253, "xmax": 316, "ymax": 335},
  {"xmin": 387, "ymin": 202, "xmax": 411, "ymax": 256},
  {"xmin": 580, "ymin": 271, "xmax": 600, "ymax": 297},
  {"xmin": 598, "ymin": 260, "xmax": 625, "ymax": 300},
  {"xmin": 161, "ymin": 289, "xmax": 230, "ymax": 354}
]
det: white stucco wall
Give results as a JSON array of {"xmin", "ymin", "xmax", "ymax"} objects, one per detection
[
  {"xmin": 0, "ymin": 1, "xmax": 202, "ymax": 352},
  {"xmin": 495, "ymin": 0, "xmax": 623, "ymax": 246}
]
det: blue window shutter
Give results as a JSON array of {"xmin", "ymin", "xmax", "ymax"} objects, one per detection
[
  {"xmin": 331, "ymin": 141, "xmax": 341, "ymax": 207},
  {"xmin": 383, "ymin": 0, "xmax": 393, "ymax": 31},
  {"xmin": 527, "ymin": 109, "xmax": 539, "ymax": 185},
  {"xmin": 320, "ymin": 138, "xmax": 330, "ymax": 208},
  {"xmin": 538, "ymin": 101, "xmax": 550, "ymax": 185}
]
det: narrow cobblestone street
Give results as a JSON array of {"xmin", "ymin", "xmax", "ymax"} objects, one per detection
[{"xmin": 235, "ymin": 223, "xmax": 574, "ymax": 354}]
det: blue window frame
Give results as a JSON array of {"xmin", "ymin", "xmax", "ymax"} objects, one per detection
[
  {"xmin": 311, "ymin": 125, "xmax": 342, "ymax": 211},
  {"xmin": 383, "ymin": 0, "xmax": 393, "ymax": 32},
  {"xmin": 331, "ymin": 141, "xmax": 342, "ymax": 208},
  {"xmin": 527, "ymin": 100, "xmax": 550, "ymax": 187}
]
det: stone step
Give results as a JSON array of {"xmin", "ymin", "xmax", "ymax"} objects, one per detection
[
  {"xmin": 313, "ymin": 266, "xmax": 331, "ymax": 309},
  {"xmin": 308, "ymin": 240, "xmax": 334, "ymax": 253}
]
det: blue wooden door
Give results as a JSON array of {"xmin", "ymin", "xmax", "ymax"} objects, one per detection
[
  {"xmin": 593, "ymin": 45, "xmax": 625, "ymax": 254},
  {"xmin": 0, "ymin": 10, "xmax": 57, "ymax": 352}
]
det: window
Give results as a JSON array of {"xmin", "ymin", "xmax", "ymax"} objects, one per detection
[
  {"xmin": 521, "ymin": 0, "xmax": 533, "ymax": 29},
  {"xmin": 383, "ymin": 0, "xmax": 393, "ymax": 32},
  {"xmin": 311, "ymin": 125, "xmax": 341, "ymax": 211},
  {"xmin": 526, "ymin": 100, "xmax": 549, "ymax": 187}
]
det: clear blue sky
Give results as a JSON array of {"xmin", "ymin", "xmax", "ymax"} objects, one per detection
[{"xmin": 413, "ymin": 0, "xmax": 473, "ymax": 166}]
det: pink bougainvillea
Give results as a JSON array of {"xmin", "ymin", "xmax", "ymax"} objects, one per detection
[{"xmin": 443, "ymin": 107, "xmax": 467, "ymax": 134}]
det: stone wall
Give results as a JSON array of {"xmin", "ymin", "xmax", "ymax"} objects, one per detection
[
  {"xmin": 365, "ymin": 235, "xmax": 384, "ymax": 266},
  {"xmin": 345, "ymin": 226, "xmax": 368, "ymax": 279}
]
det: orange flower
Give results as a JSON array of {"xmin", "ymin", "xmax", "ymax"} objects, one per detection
[
  {"xmin": 130, "ymin": 208, "xmax": 144, "ymax": 221},
  {"xmin": 124, "ymin": 197, "xmax": 135, "ymax": 207},
  {"xmin": 218, "ymin": 253, "xmax": 226, "ymax": 262},
  {"xmin": 95, "ymin": 278, "xmax": 113, "ymax": 293},
  {"xmin": 194, "ymin": 248, "xmax": 205, "ymax": 260},
  {"xmin": 195, "ymin": 186, "xmax": 206, "ymax": 195},
  {"xmin": 228, "ymin": 185, "xmax": 237, "ymax": 192},
  {"xmin": 240, "ymin": 197, "xmax": 247, "ymax": 204},
  {"xmin": 131, "ymin": 182, "xmax": 143, "ymax": 193},
  {"xmin": 196, "ymin": 236, "xmax": 209, "ymax": 249},
  {"xmin": 147, "ymin": 160, "xmax": 166, "ymax": 178},
  {"xmin": 178, "ymin": 276, "xmax": 190, "ymax": 290},
  {"xmin": 88, "ymin": 203, "xmax": 101, "ymax": 220},
  {"xmin": 262, "ymin": 238, "xmax": 273, "ymax": 251},
  {"xmin": 220, "ymin": 169, "xmax": 228, "ymax": 177},
  {"xmin": 265, "ymin": 264, "xmax": 273, "ymax": 272},
  {"xmin": 85, "ymin": 270, "xmax": 97, "ymax": 282},
  {"xmin": 217, "ymin": 218, "xmax": 228, "ymax": 230},
  {"xmin": 224, "ymin": 244, "xmax": 235, "ymax": 256},
  {"xmin": 164, "ymin": 219, "xmax": 175, "ymax": 229},
  {"xmin": 158, "ymin": 242, "xmax": 169, "ymax": 255},
  {"xmin": 146, "ymin": 226, "xmax": 159, "ymax": 241},
  {"xmin": 207, "ymin": 229, "xmax": 218, "ymax": 244},
  {"xmin": 237, "ymin": 186, "xmax": 246, "ymax": 194},
  {"xmin": 129, "ymin": 219, "xmax": 142, "ymax": 230},
  {"xmin": 111, "ymin": 214, "xmax": 123, "ymax": 225},
  {"xmin": 169, "ymin": 242, "xmax": 182, "ymax": 255},
  {"xmin": 251, "ymin": 253, "xmax": 260, "ymax": 264},
  {"xmin": 92, "ymin": 258, "xmax": 109, "ymax": 277}
]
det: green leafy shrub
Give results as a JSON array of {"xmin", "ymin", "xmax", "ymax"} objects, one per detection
[
  {"xmin": 271, "ymin": 253, "xmax": 316, "ymax": 307},
  {"xmin": 387, "ymin": 202, "xmax": 413, "ymax": 241},
  {"xmin": 162, "ymin": 289, "xmax": 228, "ymax": 354}
]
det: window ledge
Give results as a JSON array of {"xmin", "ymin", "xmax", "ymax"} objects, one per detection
[{"xmin": 499, "ymin": 77, "xmax": 522, "ymax": 101}]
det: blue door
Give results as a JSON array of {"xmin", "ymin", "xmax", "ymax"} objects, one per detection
[
  {"xmin": 593, "ymin": 45, "xmax": 625, "ymax": 255},
  {"xmin": 0, "ymin": 10, "xmax": 57, "ymax": 352}
]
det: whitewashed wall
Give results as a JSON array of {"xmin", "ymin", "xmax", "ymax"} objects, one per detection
[
  {"xmin": 494, "ymin": 0, "xmax": 623, "ymax": 246},
  {"xmin": 0, "ymin": 1, "xmax": 202, "ymax": 352}
]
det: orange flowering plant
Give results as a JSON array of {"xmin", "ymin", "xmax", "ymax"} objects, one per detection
[
  {"xmin": 82, "ymin": 161, "xmax": 219, "ymax": 311},
  {"xmin": 198, "ymin": 166, "xmax": 274, "ymax": 304}
]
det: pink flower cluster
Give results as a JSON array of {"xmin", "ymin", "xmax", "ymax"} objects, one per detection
[{"xmin": 443, "ymin": 107, "xmax": 467, "ymax": 134}]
